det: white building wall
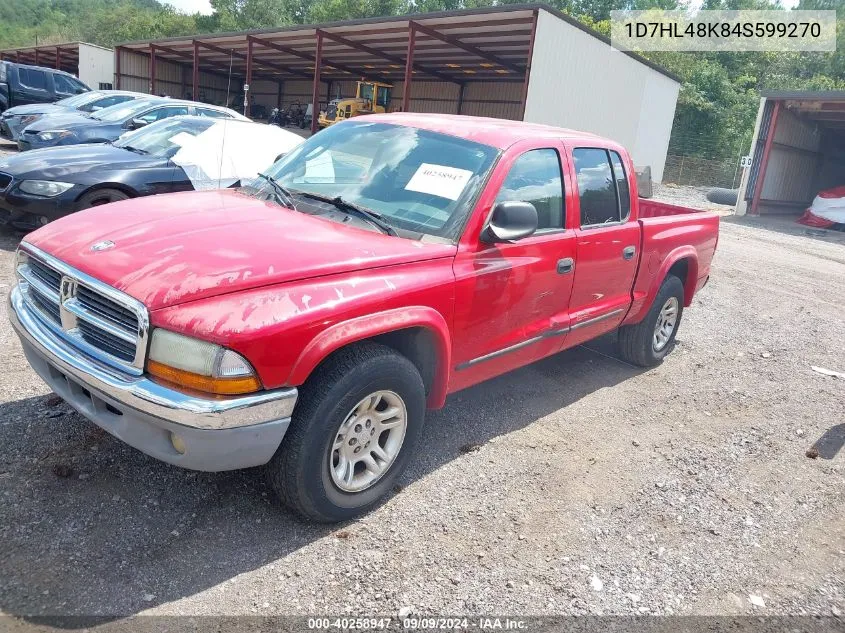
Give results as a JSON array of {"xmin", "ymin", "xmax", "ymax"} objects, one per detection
[
  {"xmin": 77, "ymin": 43, "xmax": 115, "ymax": 90},
  {"xmin": 524, "ymin": 9, "xmax": 680, "ymax": 182}
]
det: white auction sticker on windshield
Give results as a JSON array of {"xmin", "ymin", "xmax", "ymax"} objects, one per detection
[{"xmin": 405, "ymin": 163, "xmax": 473, "ymax": 201}]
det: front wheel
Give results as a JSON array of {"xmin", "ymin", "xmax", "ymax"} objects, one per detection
[
  {"xmin": 77, "ymin": 188, "xmax": 130, "ymax": 210},
  {"xmin": 617, "ymin": 275, "xmax": 685, "ymax": 367},
  {"xmin": 266, "ymin": 342, "xmax": 425, "ymax": 522}
]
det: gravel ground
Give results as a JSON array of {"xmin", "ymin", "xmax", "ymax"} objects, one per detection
[{"xmin": 0, "ymin": 148, "xmax": 843, "ymax": 624}]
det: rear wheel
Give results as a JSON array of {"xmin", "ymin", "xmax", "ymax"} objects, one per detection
[
  {"xmin": 77, "ymin": 188, "xmax": 130, "ymax": 210},
  {"xmin": 618, "ymin": 275, "xmax": 685, "ymax": 367},
  {"xmin": 266, "ymin": 342, "xmax": 425, "ymax": 522}
]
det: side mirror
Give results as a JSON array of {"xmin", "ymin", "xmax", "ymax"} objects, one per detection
[
  {"xmin": 482, "ymin": 200, "xmax": 538, "ymax": 243},
  {"xmin": 129, "ymin": 118, "xmax": 148, "ymax": 130}
]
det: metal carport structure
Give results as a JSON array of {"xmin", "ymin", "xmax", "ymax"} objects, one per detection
[
  {"xmin": 0, "ymin": 42, "xmax": 87, "ymax": 76},
  {"xmin": 115, "ymin": 4, "xmax": 680, "ymax": 180}
]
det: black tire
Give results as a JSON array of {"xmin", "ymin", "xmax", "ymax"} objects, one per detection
[
  {"xmin": 705, "ymin": 187, "xmax": 738, "ymax": 206},
  {"xmin": 618, "ymin": 275, "xmax": 685, "ymax": 367},
  {"xmin": 267, "ymin": 342, "xmax": 426, "ymax": 522},
  {"xmin": 77, "ymin": 188, "xmax": 130, "ymax": 210}
]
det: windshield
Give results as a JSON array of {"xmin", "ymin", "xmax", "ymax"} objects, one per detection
[
  {"xmin": 56, "ymin": 92, "xmax": 101, "ymax": 108},
  {"xmin": 114, "ymin": 117, "xmax": 214, "ymax": 157},
  {"xmin": 260, "ymin": 121, "xmax": 498, "ymax": 239},
  {"xmin": 92, "ymin": 99, "xmax": 160, "ymax": 122}
]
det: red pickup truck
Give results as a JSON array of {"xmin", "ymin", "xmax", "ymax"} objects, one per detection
[{"xmin": 9, "ymin": 114, "xmax": 718, "ymax": 521}]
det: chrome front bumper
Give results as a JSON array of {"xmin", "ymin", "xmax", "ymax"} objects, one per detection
[{"xmin": 9, "ymin": 285, "xmax": 298, "ymax": 471}]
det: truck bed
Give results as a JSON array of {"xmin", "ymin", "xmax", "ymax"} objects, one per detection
[{"xmin": 637, "ymin": 198, "xmax": 709, "ymax": 218}]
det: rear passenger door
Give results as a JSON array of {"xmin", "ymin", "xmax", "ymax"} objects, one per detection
[{"xmin": 563, "ymin": 145, "xmax": 640, "ymax": 347}]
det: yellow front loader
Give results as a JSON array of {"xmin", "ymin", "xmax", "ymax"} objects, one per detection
[{"xmin": 318, "ymin": 81, "xmax": 393, "ymax": 129}]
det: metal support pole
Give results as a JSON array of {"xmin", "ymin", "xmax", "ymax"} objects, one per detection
[
  {"xmin": 54, "ymin": 47, "xmax": 60, "ymax": 70},
  {"xmin": 149, "ymin": 44, "xmax": 156, "ymax": 95},
  {"xmin": 244, "ymin": 38, "xmax": 253, "ymax": 117},
  {"xmin": 34, "ymin": 48, "xmax": 39, "ymax": 66},
  {"xmin": 310, "ymin": 30, "xmax": 323, "ymax": 135},
  {"xmin": 402, "ymin": 23, "xmax": 416, "ymax": 112},
  {"xmin": 457, "ymin": 82, "xmax": 465, "ymax": 115},
  {"xmin": 192, "ymin": 40, "xmax": 200, "ymax": 102},
  {"xmin": 520, "ymin": 9, "xmax": 538, "ymax": 121},
  {"xmin": 114, "ymin": 47, "xmax": 120, "ymax": 88}
]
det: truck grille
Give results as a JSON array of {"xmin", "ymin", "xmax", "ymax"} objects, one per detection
[{"xmin": 16, "ymin": 246, "xmax": 150, "ymax": 374}]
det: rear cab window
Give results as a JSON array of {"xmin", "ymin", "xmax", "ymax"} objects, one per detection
[{"xmin": 572, "ymin": 147, "xmax": 630, "ymax": 227}]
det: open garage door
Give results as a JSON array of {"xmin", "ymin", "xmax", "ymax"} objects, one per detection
[{"xmin": 739, "ymin": 91, "xmax": 845, "ymax": 218}]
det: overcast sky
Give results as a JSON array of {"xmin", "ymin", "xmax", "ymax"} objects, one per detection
[
  {"xmin": 165, "ymin": 0, "xmax": 213, "ymax": 15},
  {"xmin": 164, "ymin": 0, "xmax": 802, "ymax": 18}
]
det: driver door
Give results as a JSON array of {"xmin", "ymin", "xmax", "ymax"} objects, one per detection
[{"xmin": 450, "ymin": 142, "xmax": 578, "ymax": 392}]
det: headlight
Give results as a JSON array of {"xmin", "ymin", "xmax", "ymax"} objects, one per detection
[
  {"xmin": 37, "ymin": 130, "xmax": 72, "ymax": 141},
  {"xmin": 147, "ymin": 329, "xmax": 261, "ymax": 395},
  {"xmin": 18, "ymin": 180, "xmax": 75, "ymax": 197}
]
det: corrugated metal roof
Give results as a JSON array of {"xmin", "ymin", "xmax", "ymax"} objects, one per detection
[{"xmin": 115, "ymin": 4, "xmax": 679, "ymax": 85}]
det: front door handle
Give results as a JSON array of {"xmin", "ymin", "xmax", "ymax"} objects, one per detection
[
  {"xmin": 557, "ymin": 257, "xmax": 574, "ymax": 274},
  {"xmin": 622, "ymin": 246, "xmax": 636, "ymax": 260}
]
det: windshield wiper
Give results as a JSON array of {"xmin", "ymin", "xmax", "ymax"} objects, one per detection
[
  {"xmin": 256, "ymin": 172, "xmax": 298, "ymax": 210},
  {"xmin": 294, "ymin": 191, "xmax": 397, "ymax": 236},
  {"xmin": 122, "ymin": 145, "xmax": 147, "ymax": 154}
]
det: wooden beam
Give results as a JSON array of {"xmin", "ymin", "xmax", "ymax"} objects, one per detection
[
  {"xmin": 149, "ymin": 44, "xmax": 156, "ymax": 94},
  {"xmin": 410, "ymin": 20, "xmax": 524, "ymax": 75},
  {"xmin": 317, "ymin": 29, "xmax": 456, "ymax": 84},
  {"xmin": 114, "ymin": 46, "xmax": 121, "ymax": 89},
  {"xmin": 251, "ymin": 35, "xmax": 384, "ymax": 83},
  {"xmin": 245, "ymin": 37, "xmax": 318, "ymax": 80},
  {"xmin": 311, "ymin": 31, "xmax": 323, "ymax": 135},
  {"xmin": 402, "ymin": 23, "xmax": 415, "ymax": 112},
  {"xmin": 520, "ymin": 9, "xmax": 538, "ymax": 120}
]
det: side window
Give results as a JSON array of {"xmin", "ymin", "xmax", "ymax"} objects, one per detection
[
  {"xmin": 609, "ymin": 150, "xmax": 630, "ymax": 220},
  {"xmin": 495, "ymin": 149, "xmax": 564, "ymax": 231},
  {"xmin": 53, "ymin": 74, "xmax": 77, "ymax": 94},
  {"xmin": 138, "ymin": 105, "xmax": 189, "ymax": 123},
  {"xmin": 196, "ymin": 107, "xmax": 230, "ymax": 119},
  {"xmin": 573, "ymin": 148, "xmax": 619, "ymax": 227},
  {"xmin": 85, "ymin": 94, "xmax": 133, "ymax": 111},
  {"xmin": 19, "ymin": 68, "xmax": 48, "ymax": 90}
]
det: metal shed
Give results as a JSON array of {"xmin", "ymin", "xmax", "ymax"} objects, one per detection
[
  {"xmin": 0, "ymin": 42, "xmax": 115, "ymax": 90},
  {"xmin": 737, "ymin": 91, "xmax": 845, "ymax": 217},
  {"xmin": 115, "ymin": 3, "xmax": 680, "ymax": 182}
]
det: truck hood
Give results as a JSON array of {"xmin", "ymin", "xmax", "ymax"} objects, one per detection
[{"xmin": 23, "ymin": 189, "xmax": 457, "ymax": 310}]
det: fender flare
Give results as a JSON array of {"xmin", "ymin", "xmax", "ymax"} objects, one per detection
[
  {"xmin": 625, "ymin": 247, "xmax": 699, "ymax": 325},
  {"xmin": 654, "ymin": 246, "xmax": 699, "ymax": 306},
  {"xmin": 287, "ymin": 306, "xmax": 452, "ymax": 409}
]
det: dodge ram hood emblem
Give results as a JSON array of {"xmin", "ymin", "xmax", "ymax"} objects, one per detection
[{"xmin": 90, "ymin": 240, "xmax": 115, "ymax": 252}]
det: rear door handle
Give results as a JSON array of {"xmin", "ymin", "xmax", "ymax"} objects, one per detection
[
  {"xmin": 557, "ymin": 257, "xmax": 574, "ymax": 274},
  {"xmin": 622, "ymin": 246, "xmax": 636, "ymax": 260}
]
